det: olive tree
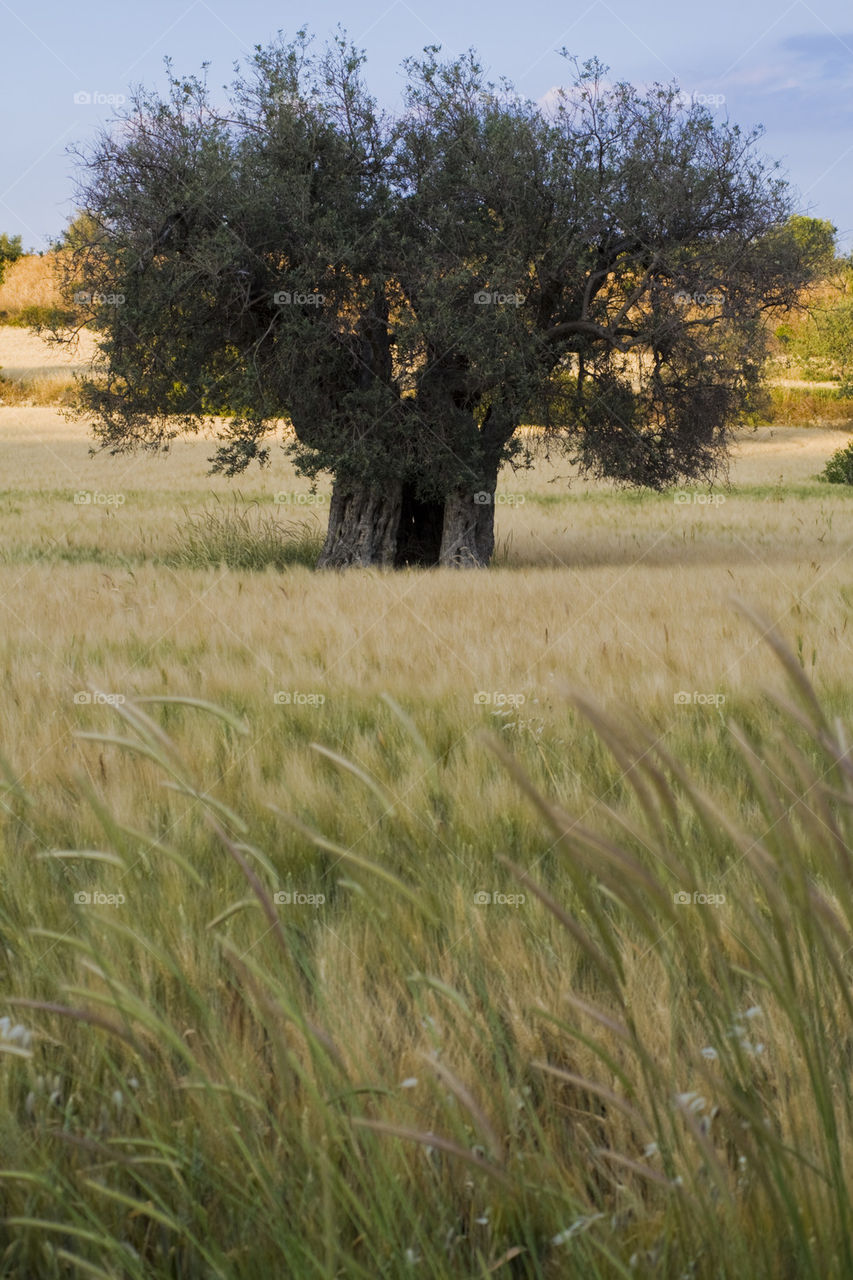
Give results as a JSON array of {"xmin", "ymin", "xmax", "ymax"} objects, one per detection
[{"xmin": 60, "ymin": 35, "xmax": 812, "ymax": 567}]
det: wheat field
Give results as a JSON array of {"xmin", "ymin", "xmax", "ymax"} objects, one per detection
[
  {"xmin": 0, "ymin": 325, "xmax": 852, "ymax": 1277},
  {"xmin": 0, "ymin": 254, "xmax": 65, "ymax": 317}
]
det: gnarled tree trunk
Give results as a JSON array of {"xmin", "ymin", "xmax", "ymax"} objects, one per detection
[
  {"xmin": 317, "ymin": 482, "xmax": 403, "ymax": 568},
  {"xmin": 317, "ymin": 410, "xmax": 511, "ymax": 568},
  {"xmin": 438, "ymin": 425, "xmax": 506, "ymax": 567},
  {"xmin": 438, "ymin": 489, "xmax": 495, "ymax": 566},
  {"xmin": 317, "ymin": 478, "xmax": 499, "ymax": 569}
]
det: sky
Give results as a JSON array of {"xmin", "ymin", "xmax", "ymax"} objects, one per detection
[{"xmin": 1, "ymin": 0, "xmax": 851, "ymax": 251}]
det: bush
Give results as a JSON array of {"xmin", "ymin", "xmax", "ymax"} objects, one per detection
[
  {"xmin": 0, "ymin": 303, "xmax": 76, "ymax": 329},
  {"xmin": 0, "ymin": 372, "xmax": 77, "ymax": 406},
  {"xmin": 755, "ymin": 385, "xmax": 853, "ymax": 427},
  {"xmin": 0, "ymin": 232, "xmax": 23, "ymax": 286},
  {"xmin": 820, "ymin": 438, "xmax": 853, "ymax": 483}
]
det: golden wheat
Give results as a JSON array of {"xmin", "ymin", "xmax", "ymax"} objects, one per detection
[{"xmin": 0, "ymin": 328, "xmax": 850, "ymax": 1276}]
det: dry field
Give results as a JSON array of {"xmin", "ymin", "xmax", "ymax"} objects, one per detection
[
  {"xmin": 0, "ymin": 401, "xmax": 848, "ymax": 728},
  {"xmin": 0, "ymin": 325, "xmax": 852, "ymax": 1278},
  {"xmin": 0, "ymin": 253, "xmax": 65, "ymax": 315}
]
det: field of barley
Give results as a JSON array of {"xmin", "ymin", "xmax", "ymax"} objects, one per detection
[{"xmin": 0, "ymin": 324, "xmax": 853, "ymax": 1278}]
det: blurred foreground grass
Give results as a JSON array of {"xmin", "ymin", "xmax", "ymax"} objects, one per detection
[{"xmin": 0, "ymin": 619, "xmax": 852, "ymax": 1277}]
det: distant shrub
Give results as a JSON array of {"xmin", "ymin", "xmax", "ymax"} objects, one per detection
[
  {"xmin": 0, "ymin": 303, "xmax": 76, "ymax": 329},
  {"xmin": 0, "ymin": 232, "xmax": 23, "ymax": 286},
  {"xmin": 820, "ymin": 439, "xmax": 853, "ymax": 484},
  {"xmin": 758, "ymin": 385, "xmax": 853, "ymax": 427}
]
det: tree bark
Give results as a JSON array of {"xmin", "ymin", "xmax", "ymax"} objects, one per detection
[
  {"xmin": 316, "ymin": 481, "xmax": 403, "ymax": 568},
  {"xmin": 317, "ymin": 478, "xmax": 499, "ymax": 569},
  {"xmin": 438, "ymin": 488, "xmax": 496, "ymax": 566},
  {"xmin": 316, "ymin": 401, "xmax": 514, "ymax": 569},
  {"xmin": 438, "ymin": 410, "xmax": 510, "ymax": 567}
]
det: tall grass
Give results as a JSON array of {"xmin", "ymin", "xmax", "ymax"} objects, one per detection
[
  {"xmin": 0, "ymin": 254, "xmax": 68, "ymax": 323},
  {"xmin": 0, "ymin": 617, "xmax": 852, "ymax": 1276},
  {"xmin": 0, "ymin": 370, "xmax": 78, "ymax": 406},
  {"xmin": 167, "ymin": 495, "xmax": 324, "ymax": 570},
  {"xmin": 762, "ymin": 385, "xmax": 853, "ymax": 426}
]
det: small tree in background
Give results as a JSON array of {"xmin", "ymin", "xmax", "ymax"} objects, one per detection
[
  {"xmin": 784, "ymin": 215, "xmax": 837, "ymax": 277},
  {"xmin": 774, "ymin": 219, "xmax": 853, "ymax": 392},
  {"xmin": 778, "ymin": 264, "xmax": 853, "ymax": 392},
  {"xmin": 0, "ymin": 232, "xmax": 23, "ymax": 286},
  {"xmin": 58, "ymin": 34, "xmax": 813, "ymax": 567}
]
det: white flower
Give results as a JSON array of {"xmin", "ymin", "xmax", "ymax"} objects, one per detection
[
  {"xmin": 700, "ymin": 1047, "xmax": 718, "ymax": 1060},
  {"xmin": 552, "ymin": 1214, "xmax": 605, "ymax": 1245},
  {"xmin": 0, "ymin": 1018, "xmax": 32, "ymax": 1054},
  {"xmin": 675, "ymin": 1091, "xmax": 707, "ymax": 1113},
  {"xmin": 400, "ymin": 1077, "xmax": 418, "ymax": 1089}
]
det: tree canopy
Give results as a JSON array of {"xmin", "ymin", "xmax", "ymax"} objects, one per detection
[
  {"xmin": 784, "ymin": 215, "xmax": 837, "ymax": 279},
  {"xmin": 59, "ymin": 33, "xmax": 813, "ymax": 566},
  {"xmin": 0, "ymin": 232, "xmax": 23, "ymax": 286}
]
